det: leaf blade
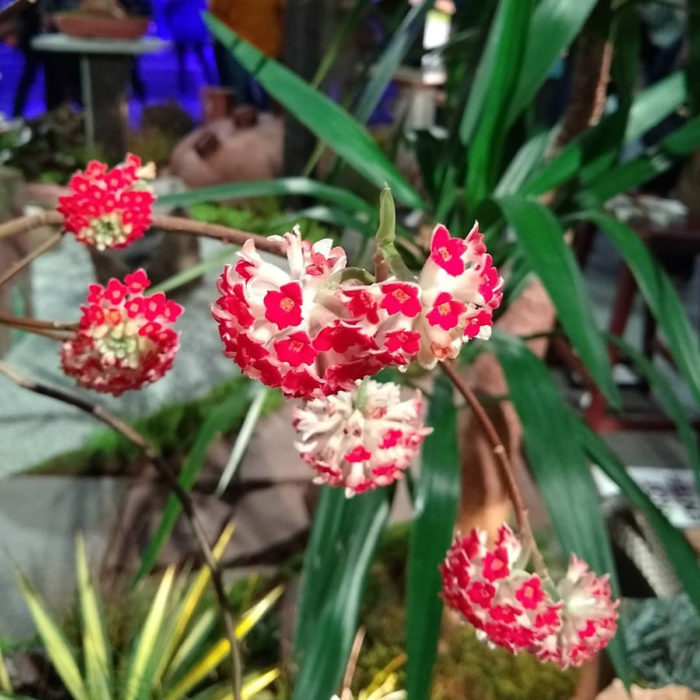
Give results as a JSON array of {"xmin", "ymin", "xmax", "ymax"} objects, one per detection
[
  {"xmin": 405, "ymin": 374, "xmax": 459, "ymax": 700},
  {"xmin": 497, "ymin": 196, "xmax": 619, "ymax": 406},
  {"xmin": 203, "ymin": 15, "xmax": 423, "ymax": 209},
  {"xmin": 578, "ymin": 211, "xmax": 700, "ymax": 407}
]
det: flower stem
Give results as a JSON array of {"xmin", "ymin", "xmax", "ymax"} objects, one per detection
[
  {"xmin": 0, "ymin": 313, "xmax": 77, "ymax": 333},
  {"xmin": 0, "ymin": 211, "xmax": 64, "ymax": 239},
  {"xmin": 0, "ymin": 232, "xmax": 63, "ymax": 288},
  {"xmin": 440, "ymin": 360, "xmax": 550, "ymax": 579},
  {"xmin": 0, "ymin": 360, "xmax": 244, "ymax": 700},
  {"xmin": 150, "ymin": 214, "xmax": 284, "ymax": 256}
]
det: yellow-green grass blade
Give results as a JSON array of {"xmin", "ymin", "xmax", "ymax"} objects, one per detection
[
  {"xmin": 164, "ymin": 585, "xmax": 283, "ymax": 700},
  {"xmin": 0, "ymin": 647, "xmax": 12, "ymax": 692},
  {"xmin": 156, "ymin": 525, "xmax": 235, "ymax": 684},
  {"xmin": 124, "ymin": 567, "xmax": 176, "ymax": 700},
  {"xmin": 16, "ymin": 573, "xmax": 89, "ymax": 700},
  {"xmin": 76, "ymin": 537, "xmax": 112, "ymax": 700}
]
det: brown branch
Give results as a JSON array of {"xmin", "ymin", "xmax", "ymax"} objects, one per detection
[
  {"xmin": 0, "ymin": 232, "xmax": 63, "ymax": 288},
  {"xmin": 0, "ymin": 211, "xmax": 64, "ymax": 239},
  {"xmin": 0, "ymin": 312, "xmax": 77, "ymax": 333},
  {"xmin": 0, "ymin": 360, "xmax": 243, "ymax": 700},
  {"xmin": 151, "ymin": 214, "xmax": 285, "ymax": 256},
  {"xmin": 0, "ymin": 210, "xmax": 285, "ymax": 258},
  {"xmin": 441, "ymin": 360, "xmax": 549, "ymax": 578}
]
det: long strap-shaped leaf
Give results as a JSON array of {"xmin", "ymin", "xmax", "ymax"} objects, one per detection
[
  {"xmin": 574, "ymin": 419, "xmax": 700, "ymax": 614},
  {"xmin": 576, "ymin": 116, "xmax": 700, "ymax": 208},
  {"xmin": 577, "ymin": 211, "xmax": 700, "ymax": 407},
  {"xmin": 491, "ymin": 332, "xmax": 631, "ymax": 682},
  {"xmin": 464, "ymin": 0, "xmax": 534, "ymax": 206},
  {"xmin": 76, "ymin": 537, "xmax": 113, "ymax": 700},
  {"xmin": 165, "ymin": 585, "xmax": 284, "ymax": 699},
  {"xmin": 353, "ymin": 0, "xmax": 434, "ymax": 124},
  {"xmin": 16, "ymin": 574, "xmax": 90, "ymax": 700},
  {"xmin": 405, "ymin": 374, "xmax": 459, "ymax": 700},
  {"xmin": 203, "ymin": 15, "xmax": 423, "ymax": 210},
  {"xmin": 157, "ymin": 177, "xmax": 375, "ymax": 222},
  {"xmin": 607, "ymin": 333, "xmax": 700, "ymax": 492},
  {"xmin": 292, "ymin": 488, "xmax": 390, "ymax": 700},
  {"xmin": 505, "ymin": 0, "xmax": 598, "ymax": 127},
  {"xmin": 523, "ymin": 72, "xmax": 687, "ymax": 197},
  {"xmin": 497, "ymin": 196, "xmax": 620, "ymax": 407},
  {"xmin": 125, "ymin": 568, "xmax": 176, "ymax": 700}
]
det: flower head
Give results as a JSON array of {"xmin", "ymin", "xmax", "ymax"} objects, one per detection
[
  {"xmin": 536, "ymin": 556, "xmax": 619, "ymax": 668},
  {"xmin": 60, "ymin": 269, "xmax": 183, "ymax": 395},
  {"xmin": 212, "ymin": 228, "xmax": 397, "ymax": 399},
  {"xmin": 338, "ymin": 223, "xmax": 503, "ymax": 369},
  {"xmin": 440, "ymin": 524, "xmax": 618, "ymax": 668},
  {"xmin": 58, "ymin": 154, "xmax": 156, "ymax": 250},
  {"xmin": 293, "ymin": 380, "xmax": 431, "ymax": 496}
]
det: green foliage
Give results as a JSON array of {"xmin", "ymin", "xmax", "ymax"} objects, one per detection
[
  {"xmin": 405, "ymin": 375, "xmax": 459, "ymax": 700},
  {"xmin": 10, "ymin": 532, "xmax": 281, "ymax": 700},
  {"xmin": 624, "ymin": 596, "xmax": 700, "ymax": 691}
]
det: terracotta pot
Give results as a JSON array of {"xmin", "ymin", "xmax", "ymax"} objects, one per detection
[{"xmin": 53, "ymin": 13, "xmax": 149, "ymax": 39}]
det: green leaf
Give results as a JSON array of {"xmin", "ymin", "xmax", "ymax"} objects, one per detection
[
  {"xmin": 166, "ymin": 586, "xmax": 283, "ymax": 700},
  {"xmin": 16, "ymin": 574, "xmax": 89, "ymax": 700},
  {"xmin": 311, "ymin": 0, "xmax": 370, "ymax": 89},
  {"xmin": 216, "ymin": 386, "xmax": 268, "ymax": 496},
  {"xmin": 125, "ymin": 568, "xmax": 176, "ymax": 700},
  {"xmin": 505, "ymin": 0, "xmax": 598, "ymax": 126},
  {"xmin": 576, "ymin": 116, "xmax": 700, "ymax": 208},
  {"xmin": 497, "ymin": 196, "xmax": 620, "ymax": 407},
  {"xmin": 493, "ymin": 130, "xmax": 551, "ymax": 197},
  {"xmin": 294, "ymin": 486, "xmax": 346, "ymax": 654},
  {"xmin": 577, "ymin": 211, "xmax": 700, "ymax": 407},
  {"xmin": 76, "ymin": 538, "xmax": 112, "ymax": 700},
  {"xmin": 157, "ymin": 177, "xmax": 374, "ymax": 220},
  {"xmin": 203, "ymin": 15, "xmax": 423, "ymax": 209},
  {"xmin": 158, "ymin": 525, "xmax": 235, "ymax": 685},
  {"xmin": 607, "ymin": 333, "xmax": 700, "ymax": 491},
  {"xmin": 491, "ymin": 332, "xmax": 631, "ymax": 682},
  {"xmin": 523, "ymin": 72, "xmax": 686, "ymax": 197},
  {"xmin": 354, "ymin": 0, "xmax": 434, "ymax": 124},
  {"xmin": 292, "ymin": 489, "xmax": 390, "ymax": 700},
  {"xmin": 0, "ymin": 649, "xmax": 11, "ymax": 693},
  {"xmin": 687, "ymin": 3, "xmax": 700, "ymax": 117},
  {"xmin": 574, "ymin": 419, "xmax": 700, "ymax": 614},
  {"xmin": 465, "ymin": 0, "xmax": 534, "ymax": 205},
  {"xmin": 133, "ymin": 390, "xmax": 252, "ymax": 584},
  {"xmin": 406, "ymin": 374, "xmax": 459, "ymax": 700},
  {"xmin": 265, "ymin": 205, "xmax": 375, "ymax": 237}
]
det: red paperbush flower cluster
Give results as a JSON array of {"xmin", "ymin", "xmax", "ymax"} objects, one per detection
[
  {"xmin": 60, "ymin": 269, "xmax": 183, "ymax": 395},
  {"xmin": 212, "ymin": 223, "xmax": 502, "ymax": 398},
  {"xmin": 58, "ymin": 154, "xmax": 156, "ymax": 250},
  {"xmin": 440, "ymin": 525, "xmax": 618, "ymax": 668},
  {"xmin": 292, "ymin": 379, "xmax": 431, "ymax": 496},
  {"xmin": 212, "ymin": 227, "xmax": 401, "ymax": 399},
  {"xmin": 340, "ymin": 223, "xmax": 503, "ymax": 369}
]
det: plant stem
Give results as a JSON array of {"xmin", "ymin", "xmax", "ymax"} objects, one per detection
[
  {"xmin": 0, "ymin": 313, "xmax": 77, "ymax": 332},
  {"xmin": 0, "ymin": 360, "xmax": 244, "ymax": 700},
  {"xmin": 0, "ymin": 211, "xmax": 64, "ymax": 239},
  {"xmin": 151, "ymin": 214, "xmax": 284, "ymax": 256},
  {"xmin": 0, "ymin": 232, "xmax": 63, "ymax": 288},
  {"xmin": 440, "ymin": 360, "xmax": 549, "ymax": 578}
]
